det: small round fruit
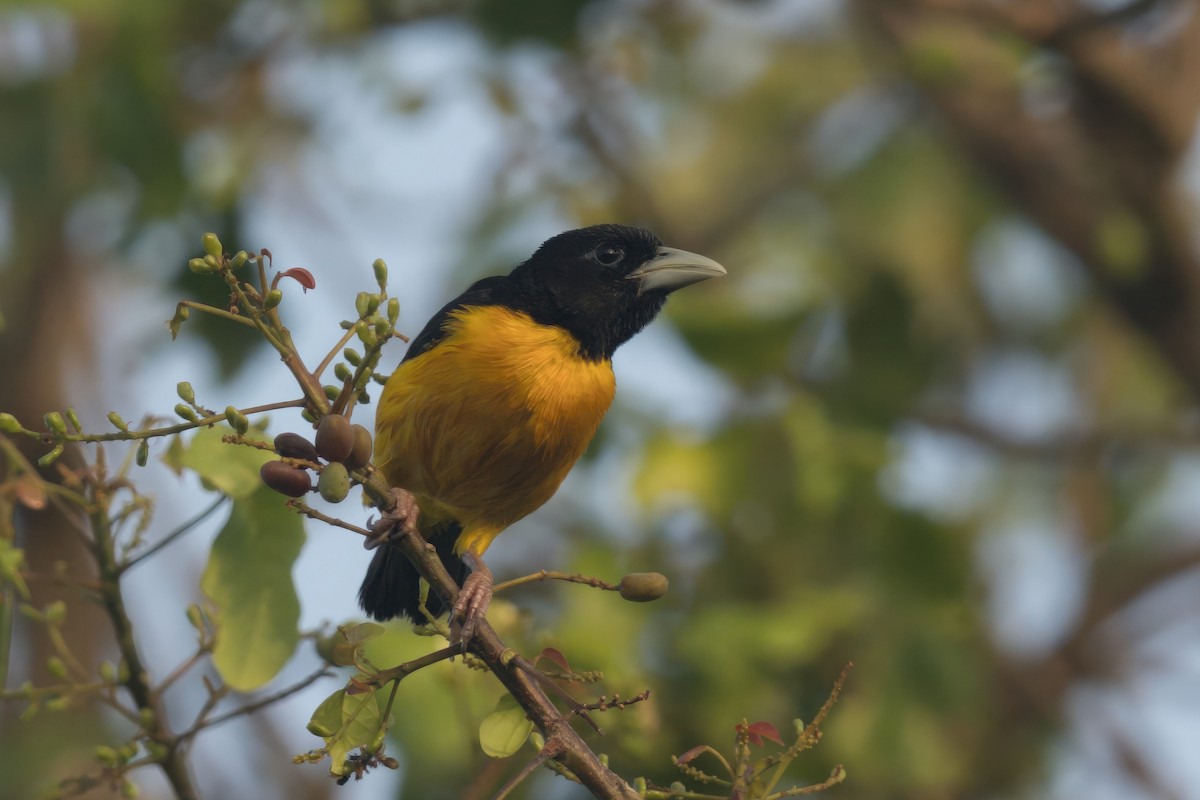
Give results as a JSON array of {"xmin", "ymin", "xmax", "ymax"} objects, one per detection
[
  {"xmin": 343, "ymin": 424, "xmax": 373, "ymax": 470},
  {"xmin": 617, "ymin": 572, "xmax": 669, "ymax": 602},
  {"xmin": 260, "ymin": 461, "xmax": 312, "ymax": 497},
  {"xmin": 274, "ymin": 432, "xmax": 319, "ymax": 463},
  {"xmin": 318, "ymin": 462, "xmax": 351, "ymax": 503},
  {"xmin": 315, "ymin": 414, "xmax": 355, "ymax": 462}
]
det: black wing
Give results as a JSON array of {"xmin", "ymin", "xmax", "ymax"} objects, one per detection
[{"xmin": 400, "ymin": 275, "xmax": 514, "ymax": 364}]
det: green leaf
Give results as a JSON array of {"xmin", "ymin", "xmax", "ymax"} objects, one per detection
[
  {"xmin": 201, "ymin": 486, "xmax": 305, "ymax": 691},
  {"xmin": 309, "ymin": 682, "xmax": 389, "ymax": 776},
  {"xmin": 163, "ymin": 424, "xmax": 272, "ymax": 498},
  {"xmin": 307, "ymin": 689, "xmax": 347, "ymax": 738},
  {"xmin": 329, "ymin": 622, "xmax": 386, "ymax": 668},
  {"xmin": 478, "ymin": 696, "xmax": 534, "ymax": 758}
]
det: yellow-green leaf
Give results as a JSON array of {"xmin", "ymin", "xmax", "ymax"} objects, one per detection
[
  {"xmin": 478, "ymin": 696, "xmax": 533, "ymax": 758},
  {"xmin": 201, "ymin": 486, "xmax": 305, "ymax": 691},
  {"xmin": 164, "ymin": 424, "xmax": 272, "ymax": 498}
]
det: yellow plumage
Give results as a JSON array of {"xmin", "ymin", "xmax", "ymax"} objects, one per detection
[{"xmin": 373, "ymin": 304, "xmax": 616, "ymax": 556}]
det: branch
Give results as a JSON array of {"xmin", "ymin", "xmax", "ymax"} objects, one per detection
[{"xmin": 375, "ymin": 515, "xmax": 639, "ymax": 799}]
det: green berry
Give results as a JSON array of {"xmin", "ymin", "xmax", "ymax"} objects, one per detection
[{"xmin": 317, "ymin": 462, "xmax": 351, "ymax": 503}]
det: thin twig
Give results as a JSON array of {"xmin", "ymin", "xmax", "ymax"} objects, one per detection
[
  {"xmin": 176, "ymin": 666, "xmax": 330, "ymax": 745},
  {"xmin": 492, "ymin": 739, "xmax": 564, "ymax": 800},
  {"xmin": 122, "ymin": 496, "xmax": 228, "ymax": 572},
  {"xmin": 493, "ymin": 570, "xmax": 619, "ymax": 595}
]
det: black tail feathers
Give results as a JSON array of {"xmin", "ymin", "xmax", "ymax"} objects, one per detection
[{"xmin": 357, "ymin": 524, "xmax": 467, "ymax": 622}]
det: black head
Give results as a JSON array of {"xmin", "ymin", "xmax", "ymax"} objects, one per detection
[{"xmin": 508, "ymin": 224, "xmax": 726, "ymax": 360}]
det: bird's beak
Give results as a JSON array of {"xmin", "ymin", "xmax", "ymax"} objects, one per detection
[{"xmin": 629, "ymin": 246, "xmax": 727, "ymax": 295}]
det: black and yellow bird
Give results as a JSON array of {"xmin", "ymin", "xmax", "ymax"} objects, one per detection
[{"xmin": 358, "ymin": 224, "xmax": 725, "ymax": 639}]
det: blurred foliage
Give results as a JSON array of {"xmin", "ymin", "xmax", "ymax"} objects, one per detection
[{"xmin": 4, "ymin": 0, "xmax": 1200, "ymax": 799}]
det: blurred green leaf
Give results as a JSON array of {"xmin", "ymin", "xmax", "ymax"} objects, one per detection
[
  {"xmin": 164, "ymin": 424, "xmax": 272, "ymax": 498},
  {"xmin": 201, "ymin": 486, "xmax": 305, "ymax": 692},
  {"xmin": 478, "ymin": 695, "xmax": 534, "ymax": 759}
]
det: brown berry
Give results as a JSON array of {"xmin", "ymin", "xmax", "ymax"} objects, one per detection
[
  {"xmin": 315, "ymin": 414, "xmax": 354, "ymax": 462},
  {"xmin": 260, "ymin": 461, "xmax": 312, "ymax": 497},
  {"xmin": 343, "ymin": 424, "xmax": 373, "ymax": 470},
  {"xmin": 617, "ymin": 572, "xmax": 669, "ymax": 602},
  {"xmin": 274, "ymin": 431, "xmax": 318, "ymax": 463}
]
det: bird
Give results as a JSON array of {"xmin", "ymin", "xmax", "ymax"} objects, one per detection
[{"xmin": 358, "ymin": 224, "xmax": 725, "ymax": 642}]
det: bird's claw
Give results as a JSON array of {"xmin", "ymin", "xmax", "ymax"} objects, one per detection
[
  {"xmin": 450, "ymin": 556, "xmax": 493, "ymax": 647},
  {"xmin": 364, "ymin": 487, "xmax": 420, "ymax": 550}
]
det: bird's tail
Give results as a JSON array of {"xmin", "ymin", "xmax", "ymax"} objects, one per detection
[{"xmin": 357, "ymin": 521, "xmax": 467, "ymax": 622}]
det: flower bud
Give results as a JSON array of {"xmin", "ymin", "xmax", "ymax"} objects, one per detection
[
  {"xmin": 334, "ymin": 363, "xmax": 351, "ymax": 382},
  {"xmin": 38, "ymin": 444, "xmax": 64, "ymax": 467},
  {"xmin": 203, "ymin": 254, "xmax": 220, "ymax": 270},
  {"xmin": 66, "ymin": 408, "xmax": 82, "ymax": 433},
  {"xmin": 224, "ymin": 406, "xmax": 249, "ymax": 435},
  {"xmin": 187, "ymin": 258, "xmax": 209, "ymax": 274},
  {"xmin": 46, "ymin": 656, "xmax": 68, "ymax": 681},
  {"xmin": 135, "ymin": 440, "xmax": 149, "ymax": 467},
  {"xmin": 264, "ymin": 289, "xmax": 283, "ymax": 309},
  {"xmin": 44, "ymin": 411, "xmax": 67, "ymax": 436},
  {"xmin": 230, "ymin": 250, "xmax": 248, "ymax": 269},
  {"xmin": 0, "ymin": 412, "xmax": 21, "ymax": 433},
  {"xmin": 355, "ymin": 292, "xmax": 371, "ymax": 318},
  {"xmin": 107, "ymin": 411, "xmax": 129, "ymax": 431},
  {"xmin": 373, "ymin": 258, "xmax": 387, "ymax": 290},
  {"xmin": 343, "ymin": 348, "xmax": 362, "ymax": 366},
  {"xmin": 202, "ymin": 232, "xmax": 223, "ymax": 259},
  {"xmin": 176, "ymin": 382, "xmax": 195, "ymax": 405},
  {"xmin": 174, "ymin": 404, "xmax": 199, "ymax": 422},
  {"xmin": 387, "ymin": 297, "xmax": 400, "ymax": 325},
  {"xmin": 44, "ymin": 600, "xmax": 66, "ymax": 624}
]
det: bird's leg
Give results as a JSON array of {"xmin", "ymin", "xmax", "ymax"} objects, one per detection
[
  {"xmin": 363, "ymin": 487, "xmax": 420, "ymax": 549},
  {"xmin": 450, "ymin": 551, "xmax": 493, "ymax": 646}
]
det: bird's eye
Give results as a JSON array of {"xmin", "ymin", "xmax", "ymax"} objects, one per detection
[{"xmin": 593, "ymin": 245, "xmax": 623, "ymax": 266}]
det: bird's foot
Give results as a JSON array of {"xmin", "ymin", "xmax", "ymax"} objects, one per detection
[
  {"xmin": 364, "ymin": 487, "xmax": 420, "ymax": 550},
  {"xmin": 450, "ymin": 552, "xmax": 493, "ymax": 647}
]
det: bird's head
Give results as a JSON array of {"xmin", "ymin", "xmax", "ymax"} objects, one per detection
[{"xmin": 510, "ymin": 224, "xmax": 726, "ymax": 360}]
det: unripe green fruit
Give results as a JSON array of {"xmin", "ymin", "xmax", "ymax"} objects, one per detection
[
  {"xmin": 617, "ymin": 572, "xmax": 669, "ymax": 602},
  {"xmin": 202, "ymin": 232, "xmax": 222, "ymax": 259},
  {"xmin": 260, "ymin": 461, "xmax": 311, "ymax": 497},
  {"xmin": 264, "ymin": 289, "xmax": 283, "ymax": 309},
  {"xmin": 274, "ymin": 432, "xmax": 318, "ymax": 462},
  {"xmin": 318, "ymin": 462, "xmax": 351, "ymax": 503},
  {"xmin": 343, "ymin": 424, "xmax": 373, "ymax": 470},
  {"xmin": 135, "ymin": 440, "xmax": 149, "ymax": 467},
  {"xmin": 315, "ymin": 414, "xmax": 354, "ymax": 462}
]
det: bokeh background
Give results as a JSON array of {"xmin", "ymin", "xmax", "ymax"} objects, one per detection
[{"xmin": 5, "ymin": 0, "xmax": 1200, "ymax": 798}]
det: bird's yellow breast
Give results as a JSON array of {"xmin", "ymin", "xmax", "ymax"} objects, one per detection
[{"xmin": 374, "ymin": 305, "xmax": 616, "ymax": 554}]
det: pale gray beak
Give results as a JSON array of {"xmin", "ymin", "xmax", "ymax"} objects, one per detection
[{"xmin": 628, "ymin": 246, "xmax": 727, "ymax": 295}]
